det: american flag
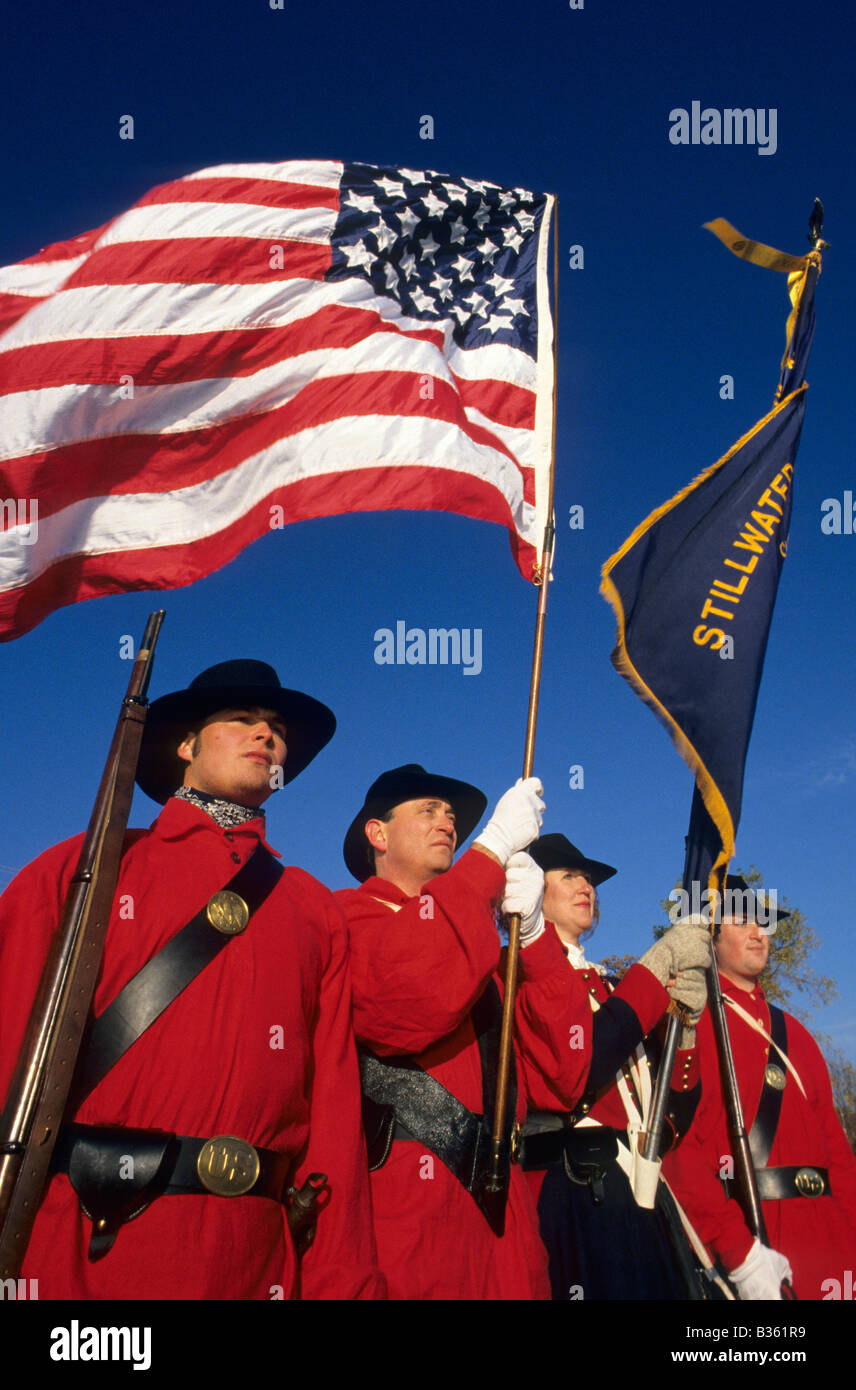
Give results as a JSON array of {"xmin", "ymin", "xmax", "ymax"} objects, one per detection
[{"xmin": 0, "ymin": 159, "xmax": 555, "ymax": 641}]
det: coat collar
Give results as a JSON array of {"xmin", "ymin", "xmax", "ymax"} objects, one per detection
[{"xmin": 152, "ymin": 795, "xmax": 281, "ymax": 857}]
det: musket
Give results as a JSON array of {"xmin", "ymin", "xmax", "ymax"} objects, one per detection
[{"xmin": 0, "ymin": 610, "xmax": 165, "ymax": 1278}]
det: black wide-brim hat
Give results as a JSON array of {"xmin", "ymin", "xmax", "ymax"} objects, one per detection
[
  {"xmin": 343, "ymin": 763, "xmax": 487, "ymax": 882},
  {"xmin": 528, "ymin": 833, "xmax": 617, "ymax": 887},
  {"xmin": 136, "ymin": 659, "xmax": 336, "ymax": 804},
  {"xmin": 724, "ymin": 874, "xmax": 790, "ymax": 921}
]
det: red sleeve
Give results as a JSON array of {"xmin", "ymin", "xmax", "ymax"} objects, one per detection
[
  {"xmin": 336, "ymin": 847, "xmax": 505, "ymax": 1054},
  {"xmin": 0, "ymin": 835, "xmax": 86, "ymax": 1104},
  {"xmin": 791, "ymin": 1019, "xmax": 856, "ymax": 1228},
  {"xmin": 611, "ymin": 963, "xmax": 669, "ymax": 1034},
  {"xmin": 513, "ymin": 924, "xmax": 592, "ymax": 1110},
  {"xmin": 294, "ymin": 889, "xmax": 386, "ymax": 1300}
]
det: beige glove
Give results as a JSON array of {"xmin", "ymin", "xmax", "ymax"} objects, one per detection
[
  {"xmin": 639, "ymin": 923, "xmax": 712, "ymax": 986},
  {"xmin": 669, "ymin": 963, "xmax": 709, "ymax": 1049}
]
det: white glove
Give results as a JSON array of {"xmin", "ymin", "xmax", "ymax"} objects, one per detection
[
  {"xmin": 474, "ymin": 777, "xmax": 545, "ymax": 865},
  {"xmin": 502, "ymin": 852, "xmax": 545, "ymax": 946},
  {"xmin": 729, "ymin": 1238, "xmax": 792, "ymax": 1300}
]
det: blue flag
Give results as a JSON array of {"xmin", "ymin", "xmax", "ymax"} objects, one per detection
[{"xmin": 601, "ymin": 231, "xmax": 821, "ymax": 894}]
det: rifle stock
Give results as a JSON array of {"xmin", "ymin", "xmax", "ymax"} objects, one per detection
[{"xmin": 0, "ymin": 611, "xmax": 164, "ymax": 1278}]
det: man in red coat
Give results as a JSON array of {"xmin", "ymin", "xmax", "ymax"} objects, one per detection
[
  {"xmin": 336, "ymin": 763, "xmax": 594, "ymax": 1300},
  {"xmin": 0, "ymin": 659, "xmax": 383, "ymax": 1300},
  {"xmin": 664, "ymin": 875, "xmax": 856, "ymax": 1300}
]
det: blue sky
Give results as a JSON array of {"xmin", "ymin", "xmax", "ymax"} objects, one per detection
[{"xmin": 2, "ymin": 0, "xmax": 854, "ymax": 1061}]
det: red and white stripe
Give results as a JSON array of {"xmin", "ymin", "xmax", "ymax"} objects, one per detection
[{"xmin": 0, "ymin": 160, "xmax": 554, "ymax": 640}]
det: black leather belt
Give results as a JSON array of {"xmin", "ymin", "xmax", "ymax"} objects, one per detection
[
  {"xmin": 359, "ymin": 979, "xmax": 516, "ymax": 1235},
  {"xmin": 519, "ymin": 1115, "xmax": 569, "ymax": 1170},
  {"xmin": 52, "ymin": 1122, "xmax": 292, "ymax": 1260},
  {"xmin": 520, "ymin": 1118, "xmax": 619, "ymax": 1205},
  {"xmin": 721, "ymin": 1165, "xmax": 830, "ymax": 1201}
]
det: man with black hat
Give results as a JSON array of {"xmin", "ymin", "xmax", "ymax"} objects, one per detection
[
  {"xmin": 336, "ymin": 765, "xmax": 594, "ymax": 1300},
  {"xmin": 520, "ymin": 833, "xmax": 715, "ymax": 1300},
  {"xmin": 664, "ymin": 874, "xmax": 856, "ymax": 1300},
  {"xmin": 0, "ymin": 659, "xmax": 384, "ymax": 1300}
]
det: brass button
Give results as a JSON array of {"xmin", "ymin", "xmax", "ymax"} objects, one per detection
[
  {"xmin": 197, "ymin": 1135, "xmax": 260, "ymax": 1196},
  {"xmin": 764, "ymin": 1064, "xmax": 786, "ymax": 1091},
  {"xmin": 206, "ymin": 889, "xmax": 250, "ymax": 935}
]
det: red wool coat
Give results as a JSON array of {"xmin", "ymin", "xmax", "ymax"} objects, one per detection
[
  {"xmin": 336, "ymin": 847, "xmax": 593, "ymax": 1300},
  {"xmin": 663, "ymin": 974, "xmax": 856, "ymax": 1299},
  {"xmin": 0, "ymin": 798, "xmax": 383, "ymax": 1301},
  {"xmin": 571, "ymin": 962, "xmax": 699, "ymax": 1133},
  {"xmin": 523, "ymin": 957, "xmax": 700, "ymax": 1207}
]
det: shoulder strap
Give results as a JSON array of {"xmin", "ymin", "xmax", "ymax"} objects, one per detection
[
  {"xmin": 723, "ymin": 993, "xmax": 806, "ymax": 1098},
  {"xmin": 747, "ymin": 1003, "xmax": 788, "ymax": 1170},
  {"xmin": 71, "ymin": 847, "xmax": 283, "ymax": 1106}
]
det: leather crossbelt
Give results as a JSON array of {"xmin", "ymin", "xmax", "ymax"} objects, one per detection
[
  {"xmin": 72, "ymin": 846, "xmax": 283, "ymax": 1104},
  {"xmin": 747, "ymin": 1003, "xmax": 788, "ymax": 1170},
  {"xmin": 55, "ymin": 847, "xmax": 292, "ymax": 1261}
]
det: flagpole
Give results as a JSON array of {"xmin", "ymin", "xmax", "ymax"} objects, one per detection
[
  {"xmin": 485, "ymin": 197, "xmax": 559, "ymax": 1210},
  {"xmin": 640, "ymin": 196, "xmax": 828, "ymax": 1287}
]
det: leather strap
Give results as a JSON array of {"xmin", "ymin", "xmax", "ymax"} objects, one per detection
[
  {"xmin": 72, "ymin": 847, "xmax": 283, "ymax": 1105},
  {"xmin": 748, "ymin": 1003, "xmax": 788, "ymax": 1170},
  {"xmin": 359, "ymin": 1051, "xmax": 486, "ymax": 1185},
  {"xmin": 53, "ymin": 1122, "xmax": 291, "ymax": 1200},
  {"xmin": 51, "ymin": 1121, "xmax": 292, "ymax": 1261},
  {"xmin": 722, "ymin": 1165, "xmax": 831, "ymax": 1202}
]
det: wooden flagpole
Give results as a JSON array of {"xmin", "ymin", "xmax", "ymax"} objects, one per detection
[{"xmin": 485, "ymin": 197, "xmax": 559, "ymax": 1207}]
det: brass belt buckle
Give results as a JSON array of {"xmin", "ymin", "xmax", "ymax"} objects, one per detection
[
  {"xmin": 206, "ymin": 890, "xmax": 250, "ymax": 935},
  {"xmin": 794, "ymin": 1166, "xmax": 824, "ymax": 1197},
  {"xmin": 197, "ymin": 1135, "xmax": 261, "ymax": 1196}
]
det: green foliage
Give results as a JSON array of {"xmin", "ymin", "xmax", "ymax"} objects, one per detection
[
  {"xmin": 821, "ymin": 1044, "xmax": 856, "ymax": 1152},
  {"xmin": 597, "ymin": 951, "xmax": 637, "ymax": 980}
]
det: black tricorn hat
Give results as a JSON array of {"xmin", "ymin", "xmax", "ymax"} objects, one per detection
[
  {"xmin": 528, "ymin": 833, "xmax": 617, "ymax": 887},
  {"xmin": 136, "ymin": 659, "xmax": 336, "ymax": 805},
  {"xmin": 724, "ymin": 874, "xmax": 790, "ymax": 922},
  {"xmin": 343, "ymin": 763, "xmax": 487, "ymax": 882}
]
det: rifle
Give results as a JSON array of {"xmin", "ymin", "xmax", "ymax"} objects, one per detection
[{"xmin": 0, "ymin": 611, "xmax": 165, "ymax": 1278}]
